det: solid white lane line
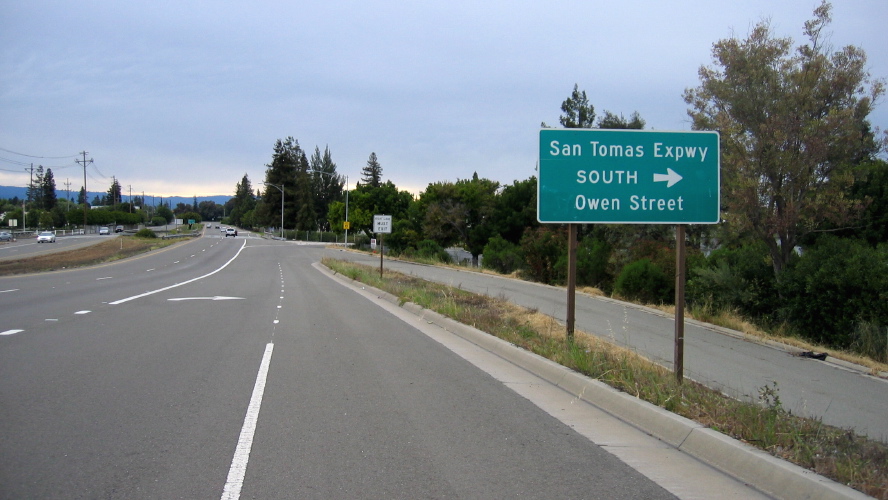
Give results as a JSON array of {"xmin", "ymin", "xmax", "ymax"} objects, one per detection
[
  {"xmin": 221, "ymin": 343, "xmax": 274, "ymax": 500},
  {"xmin": 109, "ymin": 240, "xmax": 247, "ymax": 305},
  {"xmin": 1, "ymin": 329, "xmax": 24, "ymax": 336}
]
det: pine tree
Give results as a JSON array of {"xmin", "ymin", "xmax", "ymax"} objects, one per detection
[
  {"xmin": 42, "ymin": 168, "xmax": 57, "ymax": 210},
  {"xmin": 361, "ymin": 152, "xmax": 382, "ymax": 188},
  {"xmin": 560, "ymin": 84, "xmax": 595, "ymax": 128}
]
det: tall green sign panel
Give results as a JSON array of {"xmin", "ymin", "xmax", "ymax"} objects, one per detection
[{"xmin": 538, "ymin": 129, "xmax": 720, "ymax": 224}]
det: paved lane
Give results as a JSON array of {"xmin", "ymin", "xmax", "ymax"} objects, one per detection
[{"xmin": 0, "ymin": 239, "xmax": 681, "ymax": 498}]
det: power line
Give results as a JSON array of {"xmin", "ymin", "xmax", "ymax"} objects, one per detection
[{"xmin": 0, "ymin": 147, "xmax": 78, "ymax": 159}]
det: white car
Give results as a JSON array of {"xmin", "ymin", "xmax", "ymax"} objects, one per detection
[
  {"xmin": 36, "ymin": 231, "xmax": 56, "ymax": 243},
  {"xmin": 99, "ymin": 227, "xmax": 110, "ymax": 235},
  {"xmin": 225, "ymin": 228, "xmax": 237, "ymax": 237}
]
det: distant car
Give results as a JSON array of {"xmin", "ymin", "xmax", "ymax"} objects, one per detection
[
  {"xmin": 36, "ymin": 231, "xmax": 56, "ymax": 243},
  {"xmin": 99, "ymin": 227, "xmax": 110, "ymax": 235},
  {"xmin": 0, "ymin": 231, "xmax": 11, "ymax": 241},
  {"xmin": 225, "ymin": 228, "xmax": 237, "ymax": 237},
  {"xmin": 115, "ymin": 225, "xmax": 124, "ymax": 233}
]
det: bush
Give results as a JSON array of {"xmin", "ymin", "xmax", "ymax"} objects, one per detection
[
  {"xmin": 134, "ymin": 228, "xmax": 157, "ymax": 239},
  {"xmin": 614, "ymin": 259, "xmax": 671, "ymax": 304},
  {"xmin": 778, "ymin": 237, "xmax": 888, "ymax": 348},
  {"xmin": 150, "ymin": 216, "xmax": 167, "ymax": 226},
  {"xmin": 520, "ymin": 227, "xmax": 566, "ymax": 284},
  {"xmin": 415, "ymin": 239, "xmax": 451, "ymax": 263},
  {"xmin": 576, "ymin": 236, "xmax": 611, "ymax": 289},
  {"xmin": 483, "ymin": 235, "xmax": 523, "ymax": 274},
  {"xmin": 688, "ymin": 242, "xmax": 778, "ymax": 321}
]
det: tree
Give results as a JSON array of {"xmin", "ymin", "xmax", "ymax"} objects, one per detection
[
  {"xmin": 108, "ymin": 179, "xmax": 123, "ymax": 207},
  {"xmin": 229, "ymin": 173, "xmax": 256, "ymax": 227},
  {"xmin": 684, "ymin": 1, "xmax": 885, "ymax": 275},
  {"xmin": 361, "ymin": 152, "xmax": 383, "ymax": 188},
  {"xmin": 310, "ymin": 146, "xmax": 343, "ymax": 231},
  {"xmin": 559, "ymin": 84, "xmax": 595, "ymax": 128},
  {"xmin": 417, "ymin": 173, "xmax": 499, "ymax": 265},
  {"xmin": 41, "ymin": 168, "xmax": 57, "ymax": 211},
  {"xmin": 492, "ymin": 177, "xmax": 538, "ymax": 245},
  {"xmin": 78, "ymin": 187, "xmax": 87, "ymax": 205},
  {"xmin": 596, "ymin": 111, "xmax": 645, "ymax": 130}
]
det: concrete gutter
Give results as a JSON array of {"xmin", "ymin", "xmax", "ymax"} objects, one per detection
[{"xmin": 318, "ymin": 263, "xmax": 871, "ymax": 500}]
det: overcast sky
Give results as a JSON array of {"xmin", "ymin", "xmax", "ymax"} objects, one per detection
[{"xmin": 1, "ymin": 1, "xmax": 886, "ymax": 198}]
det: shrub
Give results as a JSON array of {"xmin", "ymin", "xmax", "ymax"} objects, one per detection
[
  {"xmin": 688, "ymin": 242, "xmax": 778, "ymax": 321},
  {"xmin": 416, "ymin": 239, "xmax": 451, "ymax": 263},
  {"xmin": 778, "ymin": 237, "xmax": 888, "ymax": 348},
  {"xmin": 614, "ymin": 259, "xmax": 671, "ymax": 304},
  {"xmin": 483, "ymin": 235, "xmax": 523, "ymax": 274},
  {"xmin": 150, "ymin": 216, "xmax": 167, "ymax": 227},
  {"xmin": 520, "ymin": 227, "xmax": 566, "ymax": 284},
  {"xmin": 576, "ymin": 236, "xmax": 611, "ymax": 289},
  {"xmin": 134, "ymin": 228, "xmax": 157, "ymax": 239}
]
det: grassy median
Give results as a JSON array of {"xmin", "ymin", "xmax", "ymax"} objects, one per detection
[
  {"xmin": 323, "ymin": 257, "xmax": 888, "ymax": 499},
  {"xmin": 0, "ymin": 236, "xmax": 178, "ymax": 276}
]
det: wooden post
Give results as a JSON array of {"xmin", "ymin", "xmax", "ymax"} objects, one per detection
[
  {"xmin": 674, "ymin": 224, "xmax": 686, "ymax": 383},
  {"xmin": 566, "ymin": 224, "xmax": 577, "ymax": 342}
]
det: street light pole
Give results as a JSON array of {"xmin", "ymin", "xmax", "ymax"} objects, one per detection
[{"xmin": 263, "ymin": 182, "xmax": 284, "ymax": 240}]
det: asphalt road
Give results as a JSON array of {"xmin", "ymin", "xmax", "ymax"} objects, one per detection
[
  {"xmin": 328, "ymin": 250, "xmax": 888, "ymax": 442},
  {"xmin": 1, "ymin": 236, "xmax": 766, "ymax": 499}
]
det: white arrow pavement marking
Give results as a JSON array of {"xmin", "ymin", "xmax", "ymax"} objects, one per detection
[
  {"xmin": 653, "ymin": 168, "xmax": 683, "ymax": 188},
  {"xmin": 168, "ymin": 296, "xmax": 245, "ymax": 301}
]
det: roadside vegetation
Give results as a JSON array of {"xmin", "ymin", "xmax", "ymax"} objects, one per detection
[
  {"xmin": 324, "ymin": 258, "xmax": 888, "ymax": 499},
  {"xmin": 0, "ymin": 233, "xmax": 176, "ymax": 276}
]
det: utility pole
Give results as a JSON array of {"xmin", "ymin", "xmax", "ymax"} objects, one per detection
[
  {"xmin": 64, "ymin": 179, "xmax": 72, "ymax": 203},
  {"xmin": 26, "ymin": 164, "xmax": 34, "ymax": 203},
  {"xmin": 76, "ymin": 151, "xmax": 93, "ymax": 228}
]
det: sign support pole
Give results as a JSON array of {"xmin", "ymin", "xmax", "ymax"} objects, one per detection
[
  {"xmin": 566, "ymin": 223, "xmax": 577, "ymax": 342},
  {"xmin": 379, "ymin": 233, "xmax": 384, "ymax": 278},
  {"xmin": 674, "ymin": 224, "xmax": 686, "ymax": 383}
]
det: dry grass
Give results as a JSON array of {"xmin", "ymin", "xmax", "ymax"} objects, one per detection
[
  {"xmin": 0, "ymin": 236, "xmax": 178, "ymax": 276},
  {"xmin": 324, "ymin": 257, "xmax": 888, "ymax": 499}
]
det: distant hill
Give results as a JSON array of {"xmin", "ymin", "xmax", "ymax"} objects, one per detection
[{"xmin": 0, "ymin": 185, "xmax": 231, "ymax": 207}]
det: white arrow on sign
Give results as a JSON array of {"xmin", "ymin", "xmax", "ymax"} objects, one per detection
[
  {"xmin": 653, "ymin": 168, "xmax": 683, "ymax": 188},
  {"xmin": 168, "ymin": 296, "xmax": 245, "ymax": 301}
]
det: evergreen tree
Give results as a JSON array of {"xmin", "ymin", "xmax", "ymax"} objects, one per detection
[
  {"xmin": 560, "ymin": 84, "xmax": 595, "ymax": 128},
  {"xmin": 42, "ymin": 168, "xmax": 57, "ymax": 210},
  {"xmin": 28, "ymin": 165, "xmax": 45, "ymax": 208},
  {"xmin": 310, "ymin": 146, "xmax": 344, "ymax": 231},
  {"xmin": 361, "ymin": 152, "xmax": 383, "ymax": 188},
  {"xmin": 230, "ymin": 173, "xmax": 256, "ymax": 226},
  {"xmin": 78, "ymin": 187, "xmax": 87, "ymax": 205},
  {"xmin": 108, "ymin": 179, "xmax": 122, "ymax": 207}
]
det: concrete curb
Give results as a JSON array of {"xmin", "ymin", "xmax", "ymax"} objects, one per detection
[{"xmin": 318, "ymin": 263, "xmax": 871, "ymax": 500}]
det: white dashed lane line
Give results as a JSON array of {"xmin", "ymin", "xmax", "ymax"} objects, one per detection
[{"xmin": 1, "ymin": 330, "xmax": 24, "ymax": 336}]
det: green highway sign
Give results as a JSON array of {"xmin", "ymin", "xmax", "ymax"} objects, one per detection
[{"xmin": 538, "ymin": 129, "xmax": 720, "ymax": 224}]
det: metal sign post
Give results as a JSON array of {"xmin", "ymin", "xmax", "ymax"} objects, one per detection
[{"xmin": 373, "ymin": 215, "xmax": 392, "ymax": 278}]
